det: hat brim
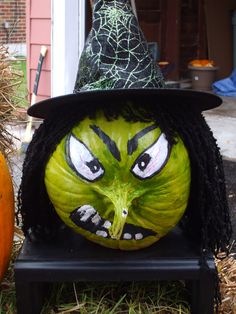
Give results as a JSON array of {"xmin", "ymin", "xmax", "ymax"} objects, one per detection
[{"xmin": 28, "ymin": 88, "xmax": 222, "ymax": 119}]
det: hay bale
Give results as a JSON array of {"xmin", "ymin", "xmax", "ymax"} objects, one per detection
[
  {"xmin": 0, "ymin": 46, "xmax": 22, "ymax": 157},
  {"xmin": 216, "ymin": 250, "xmax": 236, "ymax": 314}
]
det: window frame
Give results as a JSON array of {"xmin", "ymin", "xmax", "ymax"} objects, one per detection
[{"xmin": 51, "ymin": 0, "xmax": 86, "ymax": 97}]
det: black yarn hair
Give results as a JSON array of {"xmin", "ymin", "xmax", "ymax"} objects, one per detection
[{"xmin": 17, "ymin": 100, "xmax": 232, "ymax": 255}]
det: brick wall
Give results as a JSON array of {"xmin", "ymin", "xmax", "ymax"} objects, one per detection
[{"xmin": 0, "ymin": 0, "xmax": 26, "ymax": 44}]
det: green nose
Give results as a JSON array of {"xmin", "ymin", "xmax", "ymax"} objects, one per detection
[
  {"xmin": 109, "ymin": 206, "xmax": 129, "ymax": 240},
  {"xmin": 104, "ymin": 187, "xmax": 132, "ymax": 240}
]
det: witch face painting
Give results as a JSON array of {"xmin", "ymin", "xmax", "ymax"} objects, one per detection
[
  {"xmin": 18, "ymin": 0, "xmax": 231, "ymax": 252},
  {"xmin": 43, "ymin": 113, "xmax": 190, "ymax": 250}
]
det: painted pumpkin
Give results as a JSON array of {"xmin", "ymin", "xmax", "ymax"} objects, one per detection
[
  {"xmin": 45, "ymin": 112, "xmax": 191, "ymax": 250},
  {"xmin": 0, "ymin": 152, "xmax": 14, "ymax": 281}
]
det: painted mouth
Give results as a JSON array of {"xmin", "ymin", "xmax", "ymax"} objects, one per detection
[{"xmin": 70, "ymin": 204, "xmax": 156, "ymax": 240}]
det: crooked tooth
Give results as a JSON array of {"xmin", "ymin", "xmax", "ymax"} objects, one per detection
[
  {"xmin": 78, "ymin": 205, "xmax": 96, "ymax": 222},
  {"xmin": 91, "ymin": 213, "xmax": 101, "ymax": 225},
  {"xmin": 135, "ymin": 233, "xmax": 143, "ymax": 240},
  {"xmin": 123, "ymin": 233, "xmax": 132, "ymax": 240},
  {"xmin": 103, "ymin": 220, "xmax": 112, "ymax": 229},
  {"xmin": 96, "ymin": 230, "xmax": 108, "ymax": 238}
]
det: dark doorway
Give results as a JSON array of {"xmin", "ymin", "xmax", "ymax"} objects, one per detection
[{"xmin": 85, "ymin": 0, "xmax": 208, "ymax": 80}]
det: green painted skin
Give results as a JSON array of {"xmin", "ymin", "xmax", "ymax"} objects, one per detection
[{"xmin": 45, "ymin": 112, "xmax": 191, "ymax": 250}]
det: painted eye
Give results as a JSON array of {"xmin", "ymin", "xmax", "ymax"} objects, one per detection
[
  {"xmin": 131, "ymin": 133, "xmax": 170, "ymax": 179},
  {"xmin": 66, "ymin": 134, "xmax": 104, "ymax": 182}
]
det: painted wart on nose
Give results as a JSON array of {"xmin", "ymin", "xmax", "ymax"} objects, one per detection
[{"xmin": 122, "ymin": 209, "xmax": 128, "ymax": 217}]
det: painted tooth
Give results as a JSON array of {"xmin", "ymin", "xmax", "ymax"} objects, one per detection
[
  {"xmin": 135, "ymin": 233, "xmax": 143, "ymax": 240},
  {"xmin": 78, "ymin": 204, "xmax": 94, "ymax": 213},
  {"xmin": 91, "ymin": 213, "xmax": 101, "ymax": 225},
  {"xmin": 96, "ymin": 230, "xmax": 108, "ymax": 238},
  {"xmin": 78, "ymin": 205, "xmax": 96, "ymax": 222},
  {"xmin": 103, "ymin": 220, "xmax": 112, "ymax": 229},
  {"xmin": 123, "ymin": 233, "xmax": 132, "ymax": 240}
]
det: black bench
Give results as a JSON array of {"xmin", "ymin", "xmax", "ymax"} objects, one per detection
[{"xmin": 14, "ymin": 227, "xmax": 216, "ymax": 314}]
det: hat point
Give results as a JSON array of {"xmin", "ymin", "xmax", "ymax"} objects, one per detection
[{"xmin": 74, "ymin": 0, "xmax": 165, "ymax": 92}]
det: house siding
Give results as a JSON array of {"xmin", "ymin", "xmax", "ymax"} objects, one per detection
[{"xmin": 26, "ymin": 0, "xmax": 51, "ymax": 102}]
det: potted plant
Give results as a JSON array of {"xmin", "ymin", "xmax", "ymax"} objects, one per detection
[{"xmin": 188, "ymin": 59, "xmax": 219, "ymax": 91}]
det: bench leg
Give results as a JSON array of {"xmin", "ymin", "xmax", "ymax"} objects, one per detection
[
  {"xmin": 15, "ymin": 281, "xmax": 47, "ymax": 314},
  {"xmin": 190, "ymin": 272, "xmax": 215, "ymax": 314}
]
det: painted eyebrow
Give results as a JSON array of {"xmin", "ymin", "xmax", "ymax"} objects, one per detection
[
  {"xmin": 90, "ymin": 125, "xmax": 121, "ymax": 161},
  {"xmin": 127, "ymin": 124, "xmax": 158, "ymax": 155}
]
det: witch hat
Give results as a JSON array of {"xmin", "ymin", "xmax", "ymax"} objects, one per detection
[{"xmin": 28, "ymin": 0, "xmax": 221, "ymax": 119}]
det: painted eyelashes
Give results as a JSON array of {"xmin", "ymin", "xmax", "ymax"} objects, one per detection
[
  {"xmin": 66, "ymin": 131, "xmax": 170, "ymax": 182},
  {"xmin": 70, "ymin": 204, "xmax": 156, "ymax": 240}
]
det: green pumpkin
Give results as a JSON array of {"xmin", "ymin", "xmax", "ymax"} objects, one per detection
[{"xmin": 45, "ymin": 111, "xmax": 191, "ymax": 250}]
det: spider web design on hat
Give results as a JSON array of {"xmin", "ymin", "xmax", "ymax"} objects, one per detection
[{"xmin": 74, "ymin": 0, "xmax": 165, "ymax": 92}]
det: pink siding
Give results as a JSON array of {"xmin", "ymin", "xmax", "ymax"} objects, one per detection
[
  {"xmin": 30, "ymin": 0, "xmax": 51, "ymax": 18},
  {"xmin": 30, "ymin": 20, "xmax": 51, "ymax": 44},
  {"xmin": 26, "ymin": 0, "xmax": 51, "ymax": 103}
]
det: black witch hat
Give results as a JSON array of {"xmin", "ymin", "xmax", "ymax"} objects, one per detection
[{"xmin": 28, "ymin": 0, "xmax": 221, "ymax": 119}]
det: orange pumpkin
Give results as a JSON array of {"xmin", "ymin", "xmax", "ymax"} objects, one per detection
[
  {"xmin": 189, "ymin": 59, "xmax": 215, "ymax": 67},
  {"xmin": 0, "ymin": 151, "xmax": 14, "ymax": 282}
]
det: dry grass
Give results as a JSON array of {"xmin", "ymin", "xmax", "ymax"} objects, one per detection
[
  {"xmin": 216, "ymin": 245, "xmax": 236, "ymax": 314},
  {"xmin": 0, "ymin": 45, "xmax": 22, "ymax": 157},
  {"xmin": 41, "ymin": 281, "xmax": 190, "ymax": 314}
]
